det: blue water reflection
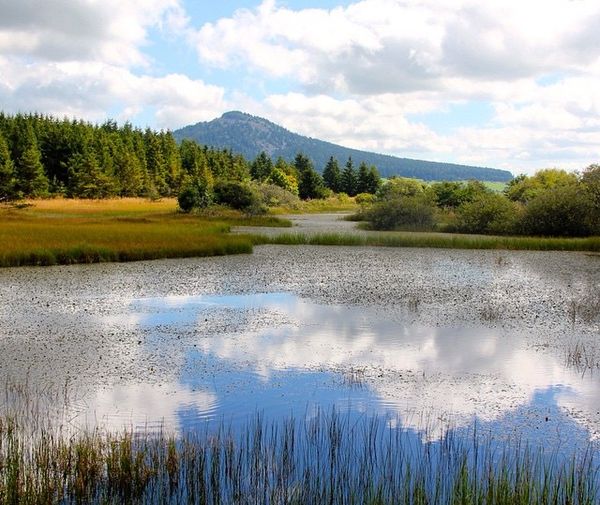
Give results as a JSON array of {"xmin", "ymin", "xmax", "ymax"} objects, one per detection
[{"xmin": 83, "ymin": 292, "xmax": 600, "ymax": 453}]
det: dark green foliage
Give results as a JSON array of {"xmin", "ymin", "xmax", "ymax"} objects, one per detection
[
  {"xmin": 0, "ymin": 113, "xmax": 250, "ymax": 199},
  {"xmin": 366, "ymin": 194, "xmax": 436, "ymax": 231},
  {"xmin": 15, "ymin": 131, "xmax": 49, "ymax": 197},
  {"xmin": 174, "ymin": 111, "xmax": 514, "ymax": 181},
  {"xmin": 322, "ymin": 156, "xmax": 341, "ymax": 192},
  {"xmin": 250, "ymin": 151, "xmax": 273, "ymax": 182},
  {"xmin": 521, "ymin": 185, "xmax": 593, "ymax": 237},
  {"xmin": 67, "ymin": 150, "xmax": 116, "ymax": 199},
  {"xmin": 295, "ymin": 153, "xmax": 326, "ymax": 200},
  {"xmin": 214, "ymin": 180, "xmax": 258, "ymax": 210},
  {"xmin": 455, "ymin": 193, "xmax": 521, "ymax": 235},
  {"xmin": 582, "ymin": 164, "xmax": 600, "ymax": 234},
  {"xmin": 177, "ymin": 177, "xmax": 212, "ymax": 213},
  {"xmin": 431, "ymin": 180, "xmax": 491, "ymax": 208},
  {"xmin": 431, "ymin": 181, "xmax": 465, "ymax": 208},
  {"xmin": 0, "ymin": 132, "xmax": 16, "ymax": 200},
  {"xmin": 356, "ymin": 163, "xmax": 380, "ymax": 194},
  {"xmin": 341, "ymin": 157, "xmax": 357, "ymax": 196}
]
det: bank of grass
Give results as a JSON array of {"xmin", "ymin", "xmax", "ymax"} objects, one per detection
[
  {"xmin": 270, "ymin": 194, "xmax": 359, "ymax": 214},
  {"xmin": 255, "ymin": 230, "xmax": 600, "ymax": 252},
  {"xmin": 1, "ymin": 393, "xmax": 598, "ymax": 505},
  {"xmin": 0, "ymin": 198, "xmax": 290, "ymax": 267}
]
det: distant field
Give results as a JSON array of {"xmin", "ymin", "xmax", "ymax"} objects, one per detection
[
  {"xmin": 0, "ymin": 198, "xmax": 288, "ymax": 267},
  {"xmin": 480, "ymin": 181, "xmax": 508, "ymax": 192}
]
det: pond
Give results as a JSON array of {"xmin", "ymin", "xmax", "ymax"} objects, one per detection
[{"xmin": 1, "ymin": 245, "xmax": 599, "ymax": 452}]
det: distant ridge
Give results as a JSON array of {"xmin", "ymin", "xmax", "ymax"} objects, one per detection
[{"xmin": 173, "ymin": 111, "xmax": 513, "ymax": 182}]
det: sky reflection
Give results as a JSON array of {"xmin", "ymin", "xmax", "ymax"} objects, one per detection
[{"xmin": 77, "ymin": 292, "xmax": 600, "ymax": 446}]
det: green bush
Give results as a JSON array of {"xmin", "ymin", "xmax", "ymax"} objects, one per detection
[
  {"xmin": 177, "ymin": 178, "xmax": 212, "ymax": 213},
  {"xmin": 214, "ymin": 180, "xmax": 261, "ymax": 211},
  {"xmin": 521, "ymin": 185, "xmax": 593, "ymax": 237},
  {"xmin": 254, "ymin": 182, "xmax": 300, "ymax": 209},
  {"xmin": 455, "ymin": 193, "xmax": 521, "ymax": 235},
  {"xmin": 365, "ymin": 195, "xmax": 435, "ymax": 231}
]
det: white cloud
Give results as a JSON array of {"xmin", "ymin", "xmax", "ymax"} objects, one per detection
[
  {"xmin": 191, "ymin": 0, "xmax": 600, "ymax": 172},
  {"xmin": 0, "ymin": 57, "xmax": 226, "ymax": 129},
  {"xmin": 0, "ymin": 0, "xmax": 226, "ymax": 128}
]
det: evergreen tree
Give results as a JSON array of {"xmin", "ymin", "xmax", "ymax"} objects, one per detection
[
  {"xmin": 295, "ymin": 153, "xmax": 324, "ymax": 200},
  {"xmin": 161, "ymin": 132, "xmax": 181, "ymax": 193},
  {"xmin": 322, "ymin": 156, "xmax": 341, "ymax": 193},
  {"xmin": 145, "ymin": 130, "xmax": 169, "ymax": 196},
  {"xmin": 250, "ymin": 151, "xmax": 273, "ymax": 181},
  {"xmin": 357, "ymin": 162, "xmax": 370, "ymax": 194},
  {"xmin": 67, "ymin": 148, "xmax": 115, "ymax": 198},
  {"xmin": 365, "ymin": 165, "xmax": 381, "ymax": 194},
  {"xmin": 0, "ymin": 131, "xmax": 16, "ymax": 200},
  {"xmin": 15, "ymin": 128, "xmax": 49, "ymax": 197},
  {"xmin": 114, "ymin": 145, "xmax": 144, "ymax": 196},
  {"xmin": 341, "ymin": 157, "xmax": 357, "ymax": 196}
]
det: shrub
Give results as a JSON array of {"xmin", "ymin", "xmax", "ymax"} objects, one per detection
[
  {"xmin": 355, "ymin": 193, "xmax": 376, "ymax": 205},
  {"xmin": 177, "ymin": 178, "xmax": 212, "ymax": 213},
  {"xmin": 214, "ymin": 180, "xmax": 260, "ymax": 211},
  {"xmin": 254, "ymin": 182, "xmax": 300, "ymax": 209},
  {"xmin": 365, "ymin": 194, "xmax": 436, "ymax": 231},
  {"xmin": 455, "ymin": 193, "xmax": 521, "ymax": 235},
  {"xmin": 521, "ymin": 185, "xmax": 593, "ymax": 237}
]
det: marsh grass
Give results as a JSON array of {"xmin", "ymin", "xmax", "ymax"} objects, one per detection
[
  {"xmin": 255, "ymin": 231, "xmax": 600, "ymax": 252},
  {"xmin": 0, "ymin": 199, "xmax": 290, "ymax": 267},
  {"xmin": 1, "ymin": 384, "xmax": 599, "ymax": 504},
  {"xmin": 566, "ymin": 343, "xmax": 600, "ymax": 372}
]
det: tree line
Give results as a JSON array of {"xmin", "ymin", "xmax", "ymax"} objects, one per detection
[
  {"xmin": 0, "ymin": 113, "xmax": 381, "ymax": 208},
  {"xmin": 358, "ymin": 168, "xmax": 600, "ymax": 237}
]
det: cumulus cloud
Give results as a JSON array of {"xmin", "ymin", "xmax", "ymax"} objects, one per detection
[
  {"xmin": 0, "ymin": 57, "xmax": 226, "ymax": 129},
  {"xmin": 193, "ymin": 0, "xmax": 600, "ymax": 94},
  {"xmin": 0, "ymin": 0, "xmax": 226, "ymax": 128},
  {"xmin": 191, "ymin": 0, "xmax": 600, "ymax": 172}
]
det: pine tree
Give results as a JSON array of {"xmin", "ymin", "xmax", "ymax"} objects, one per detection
[
  {"xmin": 341, "ymin": 157, "xmax": 357, "ymax": 196},
  {"xmin": 250, "ymin": 151, "xmax": 273, "ymax": 181},
  {"xmin": 0, "ymin": 131, "xmax": 16, "ymax": 200},
  {"xmin": 296, "ymin": 153, "xmax": 324, "ymax": 200},
  {"xmin": 67, "ymin": 148, "xmax": 115, "ymax": 198},
  {"xmin": 365, "ymin": 165, "xmax": 381, "ymax": 194},
  {"xmin": 322, "ymin": 156, "xmax": 341, "ymax": 193},
  {"xmin": 145, "ymin": 130, "xmax": 168, "ymax": 196},
  {"xmin": 15, "ymin": 128, "xmax": 49, "ymax": 197},
  {"xmin": 357, "ymin": 161, "xmax": 370, "ymax": 194}
]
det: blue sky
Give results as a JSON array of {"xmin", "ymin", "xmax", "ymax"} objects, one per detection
[{"xmin": 1, "ymin": 0, "xmax": 599, "ymax": 174}]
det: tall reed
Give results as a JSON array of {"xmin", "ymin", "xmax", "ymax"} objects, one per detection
[{"xmin": 1, "ymin": 384, "xmax": 598, "ymax": 505}]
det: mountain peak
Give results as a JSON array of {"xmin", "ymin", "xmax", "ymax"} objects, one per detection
[
  {"xmin": 174, "ymin": 112, "xmax": 513, "ymax": 182},
  {"xmin": 220, "ymin": 111, "xmax": 253, "ymax": 121}
]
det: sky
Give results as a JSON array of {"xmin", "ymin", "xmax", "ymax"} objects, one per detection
[{"xmin": 1, "ymin": 0, "xmax": 599, "ymax": 174}]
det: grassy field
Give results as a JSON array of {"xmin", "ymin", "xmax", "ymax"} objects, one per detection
[
  {"xmin": 0, "ymin": 198, "xmax": 289, "ymax": 267},
  {"xmin": 1, "ymin": 198, "xmax": 598, "ymax": 268}
]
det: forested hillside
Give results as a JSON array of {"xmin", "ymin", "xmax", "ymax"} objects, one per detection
[{"xmin": 174, "ymin": 111, "xmax": 513, "ymax": 182}]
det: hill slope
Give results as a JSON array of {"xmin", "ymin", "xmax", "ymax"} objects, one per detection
[{"xmin": 173, "ymin": 111, "xmax": 513, "ymax": 182}]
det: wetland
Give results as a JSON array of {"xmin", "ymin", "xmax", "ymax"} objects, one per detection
[{"xmin": 1, "ymin": 239, "xmax": 600, "ymax": 503}]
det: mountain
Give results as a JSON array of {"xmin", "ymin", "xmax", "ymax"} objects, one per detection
[{"xmin": 173, "ymin": 111, "xmax": 513, "ymax": 182}]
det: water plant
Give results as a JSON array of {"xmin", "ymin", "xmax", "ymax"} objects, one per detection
[{"xmin": 1, "ymin": 384, "xmax": 598, "ymax": 504}]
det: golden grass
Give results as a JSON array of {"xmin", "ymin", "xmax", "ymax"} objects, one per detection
[{"xmin": 0, "ymin": 198, "xmax": 281, "ymax": 267}]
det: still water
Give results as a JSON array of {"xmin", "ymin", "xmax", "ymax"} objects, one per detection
[{"xmin": 69, "ymin": 291, "xmax": 600, "ymax": 451}]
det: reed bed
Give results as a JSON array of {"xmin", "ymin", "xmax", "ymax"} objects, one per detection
[
  {"xmin": 0, "ymin": 199, "xmax": 291, "ymax": 267},
  {"xmin": 1, "ymin": 384, "xmax": 598, "ymax": 504},
  {"xmin": 256, "ymin": 231, "xmax": 600, "ymax": 252}
]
